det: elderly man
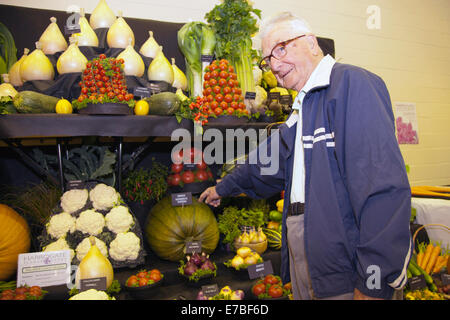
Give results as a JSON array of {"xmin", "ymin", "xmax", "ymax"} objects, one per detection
[{"xmin": 199, "ymin": 12, "xmax": 411, "ymax": 300}]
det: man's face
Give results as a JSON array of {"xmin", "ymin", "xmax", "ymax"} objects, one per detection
[{"xmin": 261, "ymin": 23, "xmax": 320, "ymax": 91}]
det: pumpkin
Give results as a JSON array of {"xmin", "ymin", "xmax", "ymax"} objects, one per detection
[
  {"xmin": 0, "ymin": 204, "xmax": 31, "ymax": 280},
  {"xmin": 144, "ymin": 196, "xmax": 219, "ymax": 261}
]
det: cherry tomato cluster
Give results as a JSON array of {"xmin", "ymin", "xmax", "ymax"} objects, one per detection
[
  {"xmin": 77, "ymin": 54, "xmax": 134, "ymax": 103},
  {"xmin": 167, "ymin": 147, "xmax": 213, "ymax": 186},
  {"xmin": 126, "ymin": 269, "xmax": 163, "ymax": 287},
  {"xmin": 202, "ymin": 59, "xmax": 248, "ymax": 117},
  {"xmin": 251, "ymin": 274, "xmax": 291, "ymax": 299},
  {"xmin": 189, "ymin": 96, "xmax": 210, "ymax": 125},
  {"xmin": 0, "ymin": 285, "xmax": 46, "ymax": 300}
]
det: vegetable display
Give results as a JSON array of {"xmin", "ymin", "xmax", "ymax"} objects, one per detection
[
  {"xmin": 251, "ymin": 274, "xmax": 291, "ymax": 299},
  {"xmin": 178, "ymin": 252, "xmax": 217, "ymax": 282},
  {"xmin": 224, "ymin": 246, "xmax": 263, "ymax": 271},
  {"xmin": 197, "ymin": 285, "xmax": 244, "ymax": 300},
  {"xmin": 0, "ymin": 22, "xmax": 17, "ymax": 78},
  {"xmin": 0, "ymin": 283, "xmax": 47, "ymax": 300},
  {"xmin": 126, "ymin": 268, "xmax": 163, "ymax": 288},
  {"xmin": 205, "ymin": 0, "xmax": 261, "ymax": 109},
  {"xmin": 145, "ymin": 196, "xmax": 219, "ymax": 262}
]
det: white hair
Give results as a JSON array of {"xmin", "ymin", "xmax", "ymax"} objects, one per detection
[{"xmin": 259, "ymin": 12, "xmax": 313, "ymax": 41}]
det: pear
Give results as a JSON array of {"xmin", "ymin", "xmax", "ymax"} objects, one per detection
[
  {"xmin": 117, "ymin": 41, "xmax": 145, "ymax": 77},
  {"xmin": 74, "ymin": 8, "xmax": 99, "ymax": 47},
  {"xmin": 171, "ymin": 58, "xmax": 188, "ymax": 91},
  {"xmin": 107, "ymin": 11, "xmax": 134, "ymax": 49},
  {"xmin": 20, "ymin": 42, "xmax": 55, "ymax": 81},
  {"xmin": 139, "ymin": 31, "xmax": 159, "ymax": 58},
  {"xmin": 39, "ymin": 17, "xmax": 68, "ymax": 55},
  {"xmin": 8, "ymin": 48, "xmax": 29, "ymax": 86},
  {"xmin": 89, "ymin": 0, "xmax": 117, "ymax": 29},
  {"xmin": 77, "ymin": 236, "xmax": 114, "ymax": 289},
  {"xmin": 56, "ymin": 37, "xmax": 88, "ymax": 74},
  {"xmin": 147, "ymin": 46, "xmax": 173, "ymax": 84}
]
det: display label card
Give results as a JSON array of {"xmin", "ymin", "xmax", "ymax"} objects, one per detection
[
  {"xmin": 201, "ymin": 55, "xmax": 214, "ymax": 63},
  {"xmin": 80, "ymin": 277, "xmax": 107, "ymax": 292},
  {"xmin": 280, "ymin": 94, "xmax": 293, "ymax": 105},
  {"xmin": 185, "ymin": 241, "xmax": 202, "ymax": 254},
  {"xmin": 407, "ymin": 275, "xmax": 427, "ymax": 291},
  {"xmin": 148, "ymin": 83, "xmax": 162, "ymax": 94},
  {"xmin": 171, "ymin": 192, "xmax": 193, "ymax": 206},
  {"xmin": 245, "ymin": 92, "xmax": 256, "ymax": 100},
  {"xmin": 17, "ymin": 250, "xmax": 72, "ymax": 288},
  {"xmin": 201, "ymin": 284, "xmax": 219, "ymax": 297},
  {"xmin": 441, "ymin": 273, "xmax": 450, "ymax": 286},
  {"xmin": 133, "ymin": 87, "xmax": 152, "ymax": 98},
  {"xmin": 248, "ymin": 260, "xmax": 274, "ymax": 280},
  {"xmin": 66, "ymin": 180, "xmax": 84, "ymax": 190},
  {"xmin": 268, "ymin": 92, "xmax": 280, "ymax": 101},
  {"xmin": 184, "ymin": 163, "xmax": 197, "ymax": 170}
]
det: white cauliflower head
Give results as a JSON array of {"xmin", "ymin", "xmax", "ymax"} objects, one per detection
[
  {"xmin": 89, "ymin": 184, "xmax": 119, "ymax": 211},
  {"xmin": 109, "ymin": 232, "xmax": 140, "ymax": 261},
  {"xmin": 60, "ymin": 189, "xmax": 89, "ymax": 214},
  {"xmin": 105, "ymin": 206, "xmax": 134, "ymax": 234},
  {"xmin": 75, "ymin": 236, "xmax": 108, "ymax": 261},
  {"xmin": 75, "ymin": 209, "xmax": 105, "ymax": 236},
  {"xmin": 47, "ymin": 211, "xmax": 76, "ymax": 239},
  {"xmin": 43, "ymin": 237, "xmax": 75, "ymax": 261},
  {"xmin": 69, "ymin": 289, "xmax": 114, "ymax": 300}
]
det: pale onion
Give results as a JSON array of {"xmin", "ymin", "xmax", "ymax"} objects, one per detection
[
  {"xmin": 20, "ymin": 42, "xmax": 55, "ymax": 81},
  {"xmin": 171, "ymin": 58, "xmax": 188, "ymax": 90},
  {"xmin": 106, "ymin": 11, "xmax": 134, "ymax": 49},
  {"xmin": 8, "ymin": 48, "xmax": 29, "ymax": 87},
  {"xmin": 89, "ymin": 0, "xmax": 117, "ymax": 29},
  {"xmin": 73, "ymin": 8, "xmax": 99, "ymax": 47},
  {"xmin": 56, "ymin": 37, "xmax": 88, "ymax": 74},
  {"xmin": 0, "ymin": 74, "xmax": 18, "ymax": 97},
  {"xmin": 139, "ymin": 31, "xmax": 159, "ymax": 58},
  {"xmin": 147, "ymin": 46, "xmax": 173, "ymax": 84},
  {"xmin": 76, "ymin": 236, "xmax": 114, "ymax": 289},
  {"xmin": 38, "ymin": 17, "xmax": 68, "ymax": 55},
  {"xmin": 117, "ymin": 41, "xmax": 145, "ymax": 77}
]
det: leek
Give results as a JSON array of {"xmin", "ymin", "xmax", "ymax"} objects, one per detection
[{"xmin": 177, "ymin": 22, "xmax": 215, "ymax": 98}]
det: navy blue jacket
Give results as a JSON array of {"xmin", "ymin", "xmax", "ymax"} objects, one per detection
[{"xmin": 216, "ymin": 63, "xmax": 412, "ymax": 299}]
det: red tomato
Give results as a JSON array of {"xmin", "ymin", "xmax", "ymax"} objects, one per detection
[
  {"xmin": 223, "ymin": 87, "xmax": 232, "ymax": 95},
  {"xmin": 233, "ymin": 94, "xmax": 241, "ymax": 102},
  {"xmin": 264, "ymin": 274, "xmax": 280, "ymax": 285},
  {"xmin": 215, "ymin": 94, "xmax": 224, "ymax": 102},
  {"xmin": 224, "ymin": 94, "xmax": 233, "ymax": 103},
  {"xmin": 195, "ymin": 169, "xmax": 208, "ymax": 181},
  {"xmin": 137, "ymin": 271, "xmax": 148, "ymax": 278},
  {"xmin": 211, "ymin": 70, "xmax": 219, "ymax": 78},
  {"xmin": 107, "ymin": 91, "xmax": 115, "ymax": 99},
  {"xmin": 181, "ymin": 171, "xmax": 195, "ymax": 184},
  {"xmin": 218, "ymin": 78, "xmax": 227, "ymax": 87},
  {"xmin": 228, "ymin": 65, "xmax": 235, "ymax": 73},
  {"xmin": 204, "ymin": 72, "xmax": 211, "ymax": 80},
  {"xmin": 15, "ymin": 287, "xmax": 29, "ymax": 295},
  {"xmin": 139, "ymin": 277, "xmax": 149, "ymax": 286},
  {"xmin": 239, "ymin": 102, "xmax": 246, "ymax": 110},
  {"xmin": 210, "ymin": 101, "xmax": 219, "ymax": 110},
  {"xmin": 171, "ymin": 163, "xmax": 183, "ymax": 173},
  {"xmin": 213, "ymin": 86, "xmax": 221, "ymax": 94},
  {"xmin": 28, "ymin": 286, "xmax": 42, "ymax": 298},
  {"xmin": 209, "ymin": 78, "xmax": 217, "ymax": 86},
  {"xmin": 220, "ymin": 101, "xmax": 229, "ymax": 110},
  {"xmin": 268, "ymin": 284, "xmax": 283, "ymax": 298},
  {"xmin": 214, "ymin": 107, "xmax": 223, "ymax": 116},
  {"xmin": 252, "ymin": 283, "xmax": 266, "ymax": 296},
  {"xmin": 230, "ymin": 101, "xmax": 238, "ymax": 109},
  {"xmin": 149, "ymin": 272, "xmax": 162, "ymax": 282},
  {"xmin": 219, "ymin": 71, "xmax": 228, "ymax": 79},
  {"xmin": 14, "ymin": 294, "xmax": 26, "ymax": 300},
  {"xmin": 229, "ymin": 73, "xmax": 237, "ymax": 80},
  {"xmin": 126, "ymin": 275, "xmax": 138, "ymax": 287},
  {"xmin": 196, "ymin": 160, "xmax": 207, "ymax": 170},
  {"xmin": 207, "ymin": 170, "xmax": 213, "ymax": 179},
  {"xmin": 226, "ymin": 107, "xmax": 234, "ymax": 115},
  {"xmin": 99, "ymin": 54, "xmax": 106, "ymax": 59},
  {"xmin": 168, "ymin": 173, "xmax": 181, "ymax": 186}
]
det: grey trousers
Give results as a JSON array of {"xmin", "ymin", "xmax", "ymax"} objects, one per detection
[{"xmin": 286, "ymin": 214, "xmax": 403, "ymax": 300}]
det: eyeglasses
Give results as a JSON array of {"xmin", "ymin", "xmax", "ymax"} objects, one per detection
[{"xmin": 259, "ymin": 35, "xmax": 306, "ymax": 71}]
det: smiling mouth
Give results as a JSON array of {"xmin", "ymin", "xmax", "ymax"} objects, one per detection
[{"xmin": 279, "ymin": 68, "xmax": 292, "ymax": 81}]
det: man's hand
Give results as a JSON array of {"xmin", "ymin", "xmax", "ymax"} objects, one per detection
[
  {"xmin": 198, "ymin": 186, "xmax": 221, "ymax": 207},
  {"xmin": 353, "ymin": 288, "xmax": 384, "ymax": 300}
]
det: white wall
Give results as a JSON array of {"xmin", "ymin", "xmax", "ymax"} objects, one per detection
[{"xmin": 2, "ymin": 0, "xmax": 450, "ymax": 186}]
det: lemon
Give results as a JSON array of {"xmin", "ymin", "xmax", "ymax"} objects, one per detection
[
  {"xmin": 134, "ymin": 99, "xmax": 149, "ymax": 115},
  {"xmin": 55, "ymin": 98, "xmax": 73, "ymax": 114}
]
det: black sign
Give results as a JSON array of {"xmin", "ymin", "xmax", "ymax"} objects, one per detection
[
  {"xmin": 268, "ymin": 92, "xmax": 280, "ymax": 101},
  {"xmin": 407, "ymin": 275, "xmax": 427, "ymax": 291},
  {"xmin": 80, "ymin": 277, "xmax": 107, "ymax": 292},
  {"xmin": 441, "ymin": 273, "xmax": 450, "ymax": 286},
  {"xmin": 171, "ymin": 192, "xmax": 193, "ymax": 207},
  {"xmin": 133, "ymin": 87, "xmax": 151, "ymax": 98},
  {"xmin": 247, "ymin": 260, "xmax": 274, "ymax": 280},
  {"xmin": 66, "ymin": 180, "xmax": 84, "ymax": 190},
  {"xmin": 201, "ymin": 284, "xmax": 219, "ymax": 298},
  {"xmin": 185, "ymin": 241, "xmax": 202, "ymax": 254},
  {"xmin": 280, "ymin": 94, "xmax": 293, "ymax": 105},
  {"xmin": 201, "ymin": 55, "xmax": 214, "ymax": 63},
  {"xmin": 148, "ymin": 83, "xmax": 163, "ymax": 94},
  {"xmin": 64, "ymin": 13, "xmax": 81, "ymax": 35},
  {"xmin": 245, "ymin": 91, "xmax": 256, "ymax": 100}
]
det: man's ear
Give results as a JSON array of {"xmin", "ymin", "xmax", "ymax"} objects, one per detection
[{"xmin": 305, "ymin": 35, "xmax": 321, "ymax": 56}]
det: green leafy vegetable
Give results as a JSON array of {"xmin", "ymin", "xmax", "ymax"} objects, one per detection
[
  {"xmin": 0, "ymin": 96, "xmax": 16, "ymax": 114},
  {"xmin": 0, "ymin": 22, "xmax": 17, "ymax": 79}
]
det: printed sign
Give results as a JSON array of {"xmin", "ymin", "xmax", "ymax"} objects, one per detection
[
  {"xmin": 171, "ymin": 192, "xmax": 193, "ymax": 206},
  {"xmin": 80, "ymin": 277, "xmax": 107, "ymax": 292},
  {"xmin": 185, "ymin": 241, "xmax": 202, "ymax": 254},
  {"xmin": 17, "ymin": 250, "xmax": 72, "ymax": 288},
  {"xmin": 201, "ymin": 55, "xmax": 214, "ymax": 63},
  {"xmin": 245, "ymin": 92, "xmax": 256, "ymax": 100},
  {"xmin": 66, "ymin": 180, "xmax": 84, "ymax": 190},
  {"xmin": 394, "ymin": 102, "xmax": 419, "ymax": 144},
  {"xmin": 133, "ymin": 87, "xmax": 152, "ymax": 98},
  {"xmin": 201, "ymin": 284, "xmax": 219, "ymax": 297},
  {"xmin": 407, "ymin": 275, "xmax": 427, "ymax": 291},
  {"xmin": 247, "ymin": 260, "xmax": 274, "ymax": 280}
]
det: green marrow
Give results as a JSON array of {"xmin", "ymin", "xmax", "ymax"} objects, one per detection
[
  {"xmin": 13, "ymin": 91, "xmax": 59, "ymax": 113},
  {"xmin": 144, "ymin": 92, "xmax": 181, "ymax": 116}
]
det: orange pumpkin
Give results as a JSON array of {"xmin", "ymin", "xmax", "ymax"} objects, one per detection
[{"xmin": 0, "ymin": 204, "xmax": 31, "ymax": 280}]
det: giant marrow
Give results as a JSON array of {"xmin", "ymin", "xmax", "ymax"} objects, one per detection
[
  {"xmin": 144, "ymin": 91, "xmax": 180, "ymax": 116},
  {"xmin": 13, "ymin": 91, "xmax": 59, "ymax": 113}
]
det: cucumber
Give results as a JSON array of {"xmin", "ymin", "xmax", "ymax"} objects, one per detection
[
  {"xmin": 144, "ymin": 92, "xmax": 181, "ymax": 116},
  {"xmin": 13, "ymin": 91, "xmax": 59, "ymax": 113}
]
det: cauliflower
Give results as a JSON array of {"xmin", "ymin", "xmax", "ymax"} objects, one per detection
[
  {"xmin": 43, "ymin": 237, "xmax": 75, "ymax": 261},
  {"xmin": 69, "ymin": 289, "xmax": 115, "ymax": 300},
  {"xmin": 105, "ymin": 206, "xmax": 134, "ymax": 234},
  {"xmin": 46, "ymin": 211, "xmax": 76, "ymax": 239},
  {"xmin": 109, "ymin": 232, "xmax": 140, "ymax": 261},
  {"xmin": 89, "ymin": 184, "xmax": 119, "ymax": 211},
  {"xmin": 75, "ymin": 236, "xmax": 108, "ymax": 261},
  {"xmin": 60, "ymin": 189, "xmax": 89, "ymax": 214},
  {"xmin": 75, "ymin": 209, "xmax": 105, "ymax": 236}
]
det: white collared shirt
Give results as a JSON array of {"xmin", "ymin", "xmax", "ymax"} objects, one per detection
[{"xmin": 289, "ymin": 54, "xmax": 336, "ymax": 204}]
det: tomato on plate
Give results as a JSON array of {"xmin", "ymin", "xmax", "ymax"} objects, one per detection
[
  {"xmin": 139, "ymin": 277, "xmax": 149, "ymax": 286},
  {"xmin": 126, "ymin": 275, "xmax": 139, "ymax": 287},
  {"xmin": 252, "ymin": 283, "xmax": 266, "ymax": 296},
  {"xmin": 264, "ymin": 274, "xmax": 280, "ymax": 285},
  {"xmin": 171, "ymin": 163, "xmax": 184, "ymax": 173},
  {"xmin": 196, "ymin": 160, "xmax": 207, "ymax": 170},
  {"xmin": 181, "ymin": 171, "xmax": 195, "ymax": 184},
  {"xmin": 268, "ymin": 284, "xmax": 283, "ymax": 298},
  {"xmin": 149, "ymin": 272, "xmax": 162, "ymax": 282},
  {"xmin": 195, "ymin": 169, "xmax": 208, "ymax": 182}
]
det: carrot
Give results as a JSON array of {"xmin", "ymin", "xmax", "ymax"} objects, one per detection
[
  {"xmin": 416, "ymin": 242, "xmax": 425, "ymax": 267},
  {"xmin": 431, "ymin": 255, "xmax": 445, "ymax": 274},
  {"xmin": 425, "ymin": 243, "xmax": 441, "ymax": 274},
  {"xmin": 420, "ymin": 243, "xmax": 434, "ymax": 269}
]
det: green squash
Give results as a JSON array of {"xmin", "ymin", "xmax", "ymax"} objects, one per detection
[{"xmin": 144, "ymin": 196, "xmax": 219, "ymax": 261}]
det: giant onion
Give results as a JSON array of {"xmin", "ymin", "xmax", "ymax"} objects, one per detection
[
  {"xmin": 20, "ymin": 42, "xmax": 55, "ymax": 81},
  {"xmin": 116, "ymin": 41, "xmax": 145, "ymax": 77},
  {"xmin": 89, "ymin": 0, "xmax": 117, "ymax": 29},
  {"xmin": 8, "ymin": 48, "xmax": 29, "ymax": 87},
  {"xmin": 147, "ymin": 46, "xmax": 173, "ymax": 84},
  {"xmin": 38, "ymin": 17, "xmax": 68, "ymax": 55},
  {"xmin": 106, "ymin": 11, "xmax": 134, "ymax": 49},
  {"xmin": 56, "ymin": 37, "xmax": 88, "ymax": 74}
]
